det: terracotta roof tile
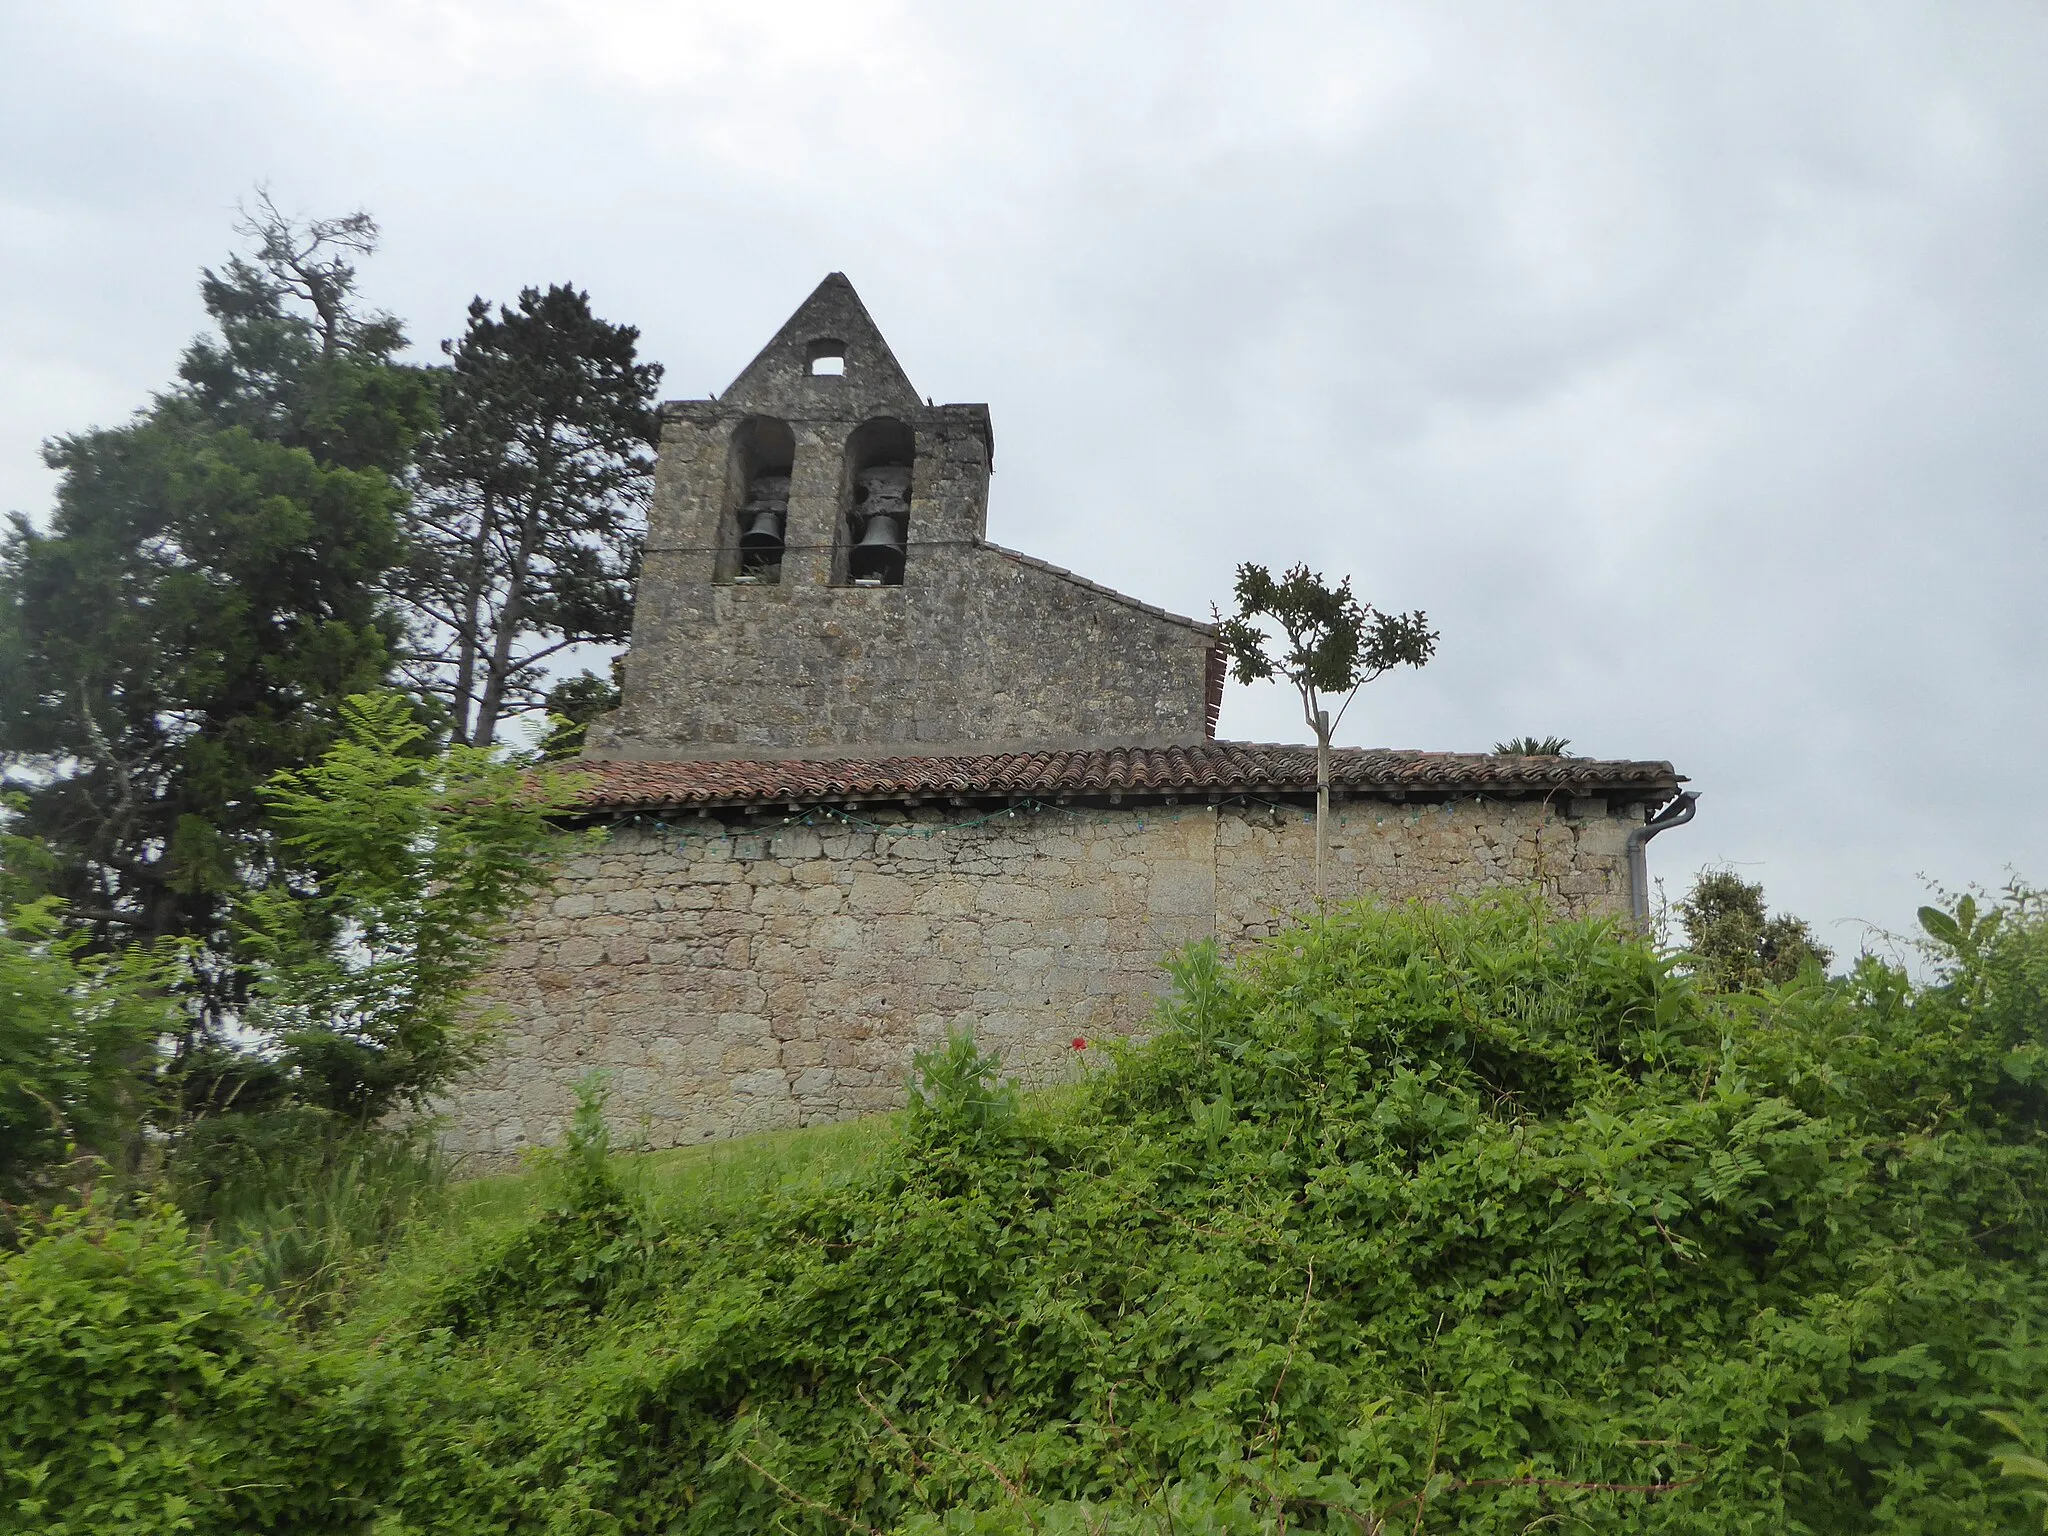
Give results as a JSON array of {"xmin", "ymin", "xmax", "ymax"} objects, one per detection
[{"xmin": 567, "ymin": 744, "xmax": 1681, "ymax": 812}]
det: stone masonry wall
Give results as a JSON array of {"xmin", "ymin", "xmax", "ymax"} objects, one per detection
[
  {"xmin": 605, "ymin": 541, "xmax": 1218, "ymax": 759},
  {"xmin": 594, "ymin": 271, "xmax": 1219, "ymax": 760},
  {"xmin": 444, "ymin": 797, "xmax": 1634, "ymax": 1164}
]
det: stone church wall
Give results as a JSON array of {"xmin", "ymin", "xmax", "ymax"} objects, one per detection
[
  {"xmin": 443, "ymin": 798, "xmax": 1633, "ymax": 1164},
  {"xmin": 604, "ymin": 540, "xmax": 1218, "ymax": 759}
]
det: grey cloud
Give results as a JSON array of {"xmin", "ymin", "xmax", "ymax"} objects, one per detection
[{"xmin": 4, "ymin": 0, "xmax": 2044, "ymax": 950}]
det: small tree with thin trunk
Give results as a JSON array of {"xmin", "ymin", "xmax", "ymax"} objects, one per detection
[{"xmin": 1215, "ymin": 563, "xmax": 1437, "ymax": 901}]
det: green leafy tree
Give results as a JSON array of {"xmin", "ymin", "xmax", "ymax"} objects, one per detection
[
  {"xmin": 0, "ymin": 197, "xmax": 430, "ymax": 1019},
  {"xmin": 399, "ymin": 284, "xmax": 661, "ymax": 749},
  {"xmin": 0, "ymin": 895, "xmax": 183, "ymax": 1198},
  {"xmin": 234, "ymin": 692, "xmax": 586, "ymax": 1122},
  {"xmin": 1677, "ymin": 867, "xmax": 1833, "ymax": 990},
  {"xmin": 180, "ymin": 190, "xmax": 426, "ymax": 469},
  {"xmin": 1215, "ymin": 562, "xmax": 1436, "ymax": 899}
]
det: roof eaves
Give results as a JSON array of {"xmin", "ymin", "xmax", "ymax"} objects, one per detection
[{"xmin": 567, "ymin": 745, "xmax": 1683, "ymax": 816}]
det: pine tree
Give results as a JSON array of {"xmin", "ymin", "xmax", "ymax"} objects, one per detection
[
  {"xmin": 0, "ymin": 197, "xmax": 431, "ymax": 1014},
  {"xmin": 399, "ymin": 285, "xmax": 661, "ymax": 748}
]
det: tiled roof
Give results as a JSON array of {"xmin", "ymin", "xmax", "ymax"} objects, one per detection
[{"xmin": 567, "ymin": 744, "xmax": 1681, "ymax": 812}]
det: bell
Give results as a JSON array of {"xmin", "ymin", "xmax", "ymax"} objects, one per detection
[
  {"xmin": 737, "ymin": 473, "xmax": 790, "ymax": 572},
  {"xmin": 739, "ymin": 506, "xmax": 785, "ymax": 560},
  {"xmin": 849, "ymin": 464, "xmax": 911, "ymax": 585},
  {"xmin": 848, "ymin": 510, "xmax": 906, "ymax": 585}
]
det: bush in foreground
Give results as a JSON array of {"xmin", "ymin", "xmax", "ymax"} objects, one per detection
[
  {"xmin": 6, "ymin": 886, "xmax": 2048, "ymax": 1534},
  {"xmin": 0, "ymin": 1197, "xmax": 391, "ymax": 1534}
]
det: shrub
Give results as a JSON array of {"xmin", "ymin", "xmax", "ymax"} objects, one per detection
[
  {"xmin": 0, "ymin": 897, "xmax": 181, "ymax": 1201},
  {"xmin": 0, "ymin": 1196, "xmax": 393, "ymax": 1534},
  {"xmin": 906, "ymin": 1028, "xmax": 1019, "ymax": 1148},
  {"xmin": 24, "ymin": 886, "xmax": 2048, "ymax": 1535},
  {"xmin": 1677, "ymin": 867, "xmax": 1833, "ymax": 989},
  {"xmin": 434, "ymin": 1072, "xmax": 657, "ymax": 1328},
  {"xmin": 172, "ymin": 1109, "xmax": 448, "ymax": 1314},
  {"xmin": 235, "ymin": 690, "xmax": 586, "ymax": 1122},
  {"xmin": 336, "ymin": 889, "xmax": 2048, "ymax": 1534}
]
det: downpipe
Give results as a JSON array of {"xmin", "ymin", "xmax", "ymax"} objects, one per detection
[{"xmin": 1626, "ymin": 791, "xmax": 1699, "ymax": 928}]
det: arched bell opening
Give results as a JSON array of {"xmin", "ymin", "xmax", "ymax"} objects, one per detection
[
  {"xmin": 834, "ymin": 417, "xmax": 916, "ymax": 587},
  {"xmin": 718, "ymin": 416, "xmax": 796, "ymax": 584}
]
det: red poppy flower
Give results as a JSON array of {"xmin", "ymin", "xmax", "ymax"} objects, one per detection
[{"xmin": 1071, "ymin": 1036, "xmax": 1088, "ymax": 1050}]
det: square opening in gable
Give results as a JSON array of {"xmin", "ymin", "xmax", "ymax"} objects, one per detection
[{"xmin": 807, "ymin": 338, "xmax": 847, "ymax": 376}]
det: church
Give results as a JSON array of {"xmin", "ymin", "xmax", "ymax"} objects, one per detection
[{"xmin": 442, "ymin": 275, "xmax": 1691, "ymax": 1163}]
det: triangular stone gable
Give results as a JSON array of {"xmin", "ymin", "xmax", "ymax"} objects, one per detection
[{"xmin": 722, "ymin": 273, "xmax": 922, "ymax": 414}]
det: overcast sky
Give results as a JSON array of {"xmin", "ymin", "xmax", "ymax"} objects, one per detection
[{"xmin": 5, "ymin": 1, "xmax": 2045, "ymax": 957}]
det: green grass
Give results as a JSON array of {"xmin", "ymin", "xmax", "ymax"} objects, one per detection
[
  {"xmin": 192, "ymin": 1127, "xmax": 452, "ymax": 1319},
  {"xmin": 438, "ymin": 1081, "xmax": 1083, "ymax": 1234},
  {"xmin": 631, "ymin": 1110, "xmax": 905, "ymax": 1219},
  {"xmin": 460, "ymin": 1109, "xmax": 904, "ymax": 1222},
  {"xmin": 338, "ymin": 1109, "xmax": 909, "ymax": 1343}
]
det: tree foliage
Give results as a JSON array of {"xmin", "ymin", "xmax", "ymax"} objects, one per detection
[
  {"xmin": 234, "ymin": 692, "xmax": 587, "ymax": 1123},
  {"xmin": 1, "ymin": 688, "xmax": 582, "ymax": 1201},
  {"xmin": 1214, "ymin": 562, "xmax": 1436, "ymax": 898},
  {"xmin": 400, "ymin": 284, "xmax": 661, "ymax": 748},
  {"xmin": 180, "ymin": 191, "xmax": 425, "ymax": 464},
  {"xmin": 538, "ymin": 660, "xmax": 625, "ymax": 761},
  {"xmin": 1677, "ymin": 868, "xmax": 1834, "ymax": 990},
  {"xmin": 1494, "ymin": 735, "xmax": 1573, "ymax": 756},
  {"xmin": 0, "ymin": 896, "xmax": 182, "ymax": 1200},
  {"xmin": 0, "ymin": 197, "xmax": 430, "ymax": 1015},
  {"xmin": 1213, "ymin": 562, "xmax": 1437, "ymax": 733}
]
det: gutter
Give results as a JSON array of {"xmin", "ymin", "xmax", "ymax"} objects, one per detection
[{"xmin": 1626, "ymin": 791, "xmax": 1700, "ymax": 927}]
